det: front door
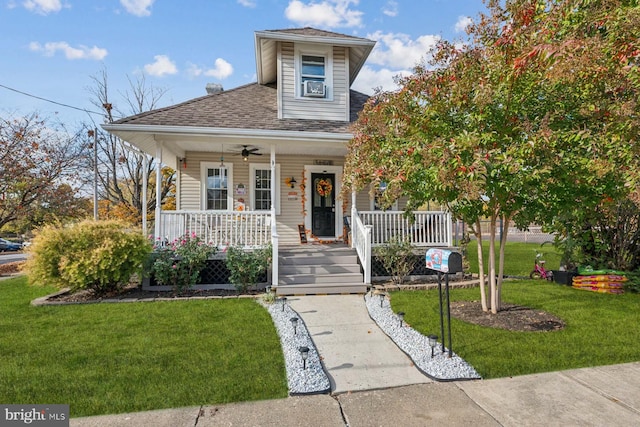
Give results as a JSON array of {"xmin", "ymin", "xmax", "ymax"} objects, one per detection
[{"xmin": 311, "ymin": 173, "xmax": 335, "ymax": 237}]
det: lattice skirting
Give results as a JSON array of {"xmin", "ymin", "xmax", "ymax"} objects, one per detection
[
  {"xmin": 145, "ymin": 258, "xmax": 268, "ymax": 288},
  {"xmin": 371, "ymin": 254, "xmax": 437, "ymax": 278}
]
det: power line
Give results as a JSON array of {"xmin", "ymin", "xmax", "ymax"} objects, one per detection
[{"xmin": 0, "ymin": 83, "xmax": 104, "ymax": 116}]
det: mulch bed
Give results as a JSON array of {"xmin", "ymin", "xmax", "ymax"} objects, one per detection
[{"xmin": 450, "ymin": 300, "xmax": 565, "ymax": 332}]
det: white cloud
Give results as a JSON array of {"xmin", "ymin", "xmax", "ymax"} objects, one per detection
[
  {"xmin": 237, "ymin": 0, "xmax": 256, "ymax": 7},
  {"xmin": 367, "ymin": 31, "xmax": 440, "ymax": 70},
  {"xmin": 285, "ymin": 0, "xmax": 363, "ymax": 28},
  {"xmin": 144, "ymin": 55, "xmax": 178, "ymax": 77},
  {"xmin": 120, "ymin": 0, "xmax": 155, "ymax": 17},
  {"xmin": 29, "ymin": 41, "xmax": 107, "ymax": 60},
  {"xmin": 455, "ymin": 16, "xmax": 473, "ymax": 33},
  {"xmin": 382, "ymin": 0, "xmax": 398, "ymax": 17},
  {"xmin": 187, "ymin": 58, "xmax": 234, "ymax": 80},
  {"xmin": 23, "ymin": 0, "xmax": 64, "ymax": 15},
  {"xmin": 351, "ymin": 65, "xmax": 410, "ymax": 95}
]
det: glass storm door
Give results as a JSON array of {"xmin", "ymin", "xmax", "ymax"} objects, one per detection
[{"xmin": 311, "ymin": 173, "xmax": 335, "ymax": 237}]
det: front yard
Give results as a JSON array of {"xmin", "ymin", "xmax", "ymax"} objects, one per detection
[
  {"xmin": 0, "ymin": 276, "xmax": 288, "ymax": 417},
  {"xmin": 390, "ymin": 280, "xmax": 640, "ymax": 379}
]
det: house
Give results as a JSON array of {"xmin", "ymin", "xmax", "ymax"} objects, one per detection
[{"xmin": 103, "ymin": 27, "xmax": 452, "ymax": 295}]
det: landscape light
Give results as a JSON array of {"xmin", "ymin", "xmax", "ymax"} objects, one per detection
[
  {"xmin": 299, "ymin": 346, "xmax": 309, "ymax": 370},
  {"xmin": 428, "ymin": 335, "xmax": 438, "ymax": 358}
]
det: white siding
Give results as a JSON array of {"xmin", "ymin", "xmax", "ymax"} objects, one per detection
[
  {"xmin": 280, "ymin": 42, "xmax": 349, "ymax": 121},
  {"xmin": 179, "ymin": 152, "xmax": 365, "ymax": 245}
]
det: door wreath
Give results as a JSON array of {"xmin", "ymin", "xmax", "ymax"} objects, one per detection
[{"xmin": 316, "ymin": 178, "xmax": 333, "ymax": 197}]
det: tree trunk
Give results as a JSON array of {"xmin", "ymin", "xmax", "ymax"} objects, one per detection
[
  {"xmin": 473, "ymin": 219, "xmax": 488, "ymax": 312},
  {"xmin": 497, "ymin": 213, "xmax": 511, "ymax": 313},
  {"xmin": 488, "ymin": 213, "xmax": 498, "ymax": 314}
]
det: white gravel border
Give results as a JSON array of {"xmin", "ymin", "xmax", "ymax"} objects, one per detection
[
  {"xmin": 365, "ymin": 291, "xmax": 481, "ymax": 381},
  {"xmin": 262, "ymin": 298, "xmax": 331, "ymax": 395}
]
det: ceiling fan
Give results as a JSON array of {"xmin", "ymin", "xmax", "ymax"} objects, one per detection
[{"xmin": 233, "ymin": 145, "xmax": 262, "ymax": 162}]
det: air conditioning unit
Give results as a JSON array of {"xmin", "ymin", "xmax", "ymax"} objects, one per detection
[{"xmin": 303, "ymin": 80, "xmax": 326, "ymax": 98}]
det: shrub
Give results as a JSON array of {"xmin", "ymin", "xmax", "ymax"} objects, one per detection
[
  {"xmin": 25, "ymin": 220, "xmax": 152, "ymax": 295},
  {"xmin": 374, "ymin": 236, "xmax": 415, "ymax": 285},
  {"xmin": 225, "ymin": 244, "xmax": 272, "ymax": 294},
  {"xmin": 150, "ymin": 233, "xmax": 216, "ymax": 293}
]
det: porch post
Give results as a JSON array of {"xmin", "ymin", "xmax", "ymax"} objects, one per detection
[
  {"xmin": 270, "ymin": 145, "xmax": 279, "ymax": 287},
  {"xmin": 154, "ymin": 141, "xmax": 163, "ymax": 242},
  {"xmin": 351, "ymin": 190, "xmax": 357, "ymax": 249},
  {"xmin": 142, "ymin": 154, "xmax": 148, "ymax": 237}
]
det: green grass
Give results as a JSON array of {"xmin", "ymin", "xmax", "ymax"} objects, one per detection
[
  {"xmin": 465, "ymin": 241, "xmax": 561, "ymax": 277},
  {"xmin": 0, "ymin": 276, "xmax": 288, "ymax": 417},
  {"xmin": 390, "ymin": 281, "xmax": 640, "ymax": 379}
]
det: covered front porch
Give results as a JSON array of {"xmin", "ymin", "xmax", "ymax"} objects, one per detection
[{"xmin": 155, "ymin": 207, "xmax": 453, "ymax": 291}]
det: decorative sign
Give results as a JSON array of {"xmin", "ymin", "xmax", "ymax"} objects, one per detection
[
  {"xmin": 314, "ymin": 160, "xmax": 334, "ymax": 166},
  {"xmin": 235, "ymin": 183, "xmax": 246, "ymax": 195},
  {"xmin": 298, "ymin": 224, "xmax": 307, "ymax": 243},
  {"xmin": 288, "ymin": 192, "xmax": 298, "ymax": 201},
  {"xmin": 425, "ymin": 249, "xmax": 463, "ymax": 274}
]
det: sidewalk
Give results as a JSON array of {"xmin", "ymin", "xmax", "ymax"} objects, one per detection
[
  {"xmin": 71, "ymin": 363, "xmax": 640, "ymax": 426},
  {"xmin": 70, "ymin": 294, "xmax": 640, "ymax": 426}
]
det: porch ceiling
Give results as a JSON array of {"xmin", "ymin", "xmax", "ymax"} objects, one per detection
[{"xmin": 103, "ymin": 124, "xmax": 351, "ymax": 160}]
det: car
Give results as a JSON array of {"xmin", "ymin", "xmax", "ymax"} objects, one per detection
[{"xmin": 0, "ymin": 238, "xmax": 22, "ymax": 252}]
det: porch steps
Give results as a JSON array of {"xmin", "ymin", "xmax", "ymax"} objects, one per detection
[{"xmin": 276, "ymin": 246, "xmax": 367, "ymax": 295}]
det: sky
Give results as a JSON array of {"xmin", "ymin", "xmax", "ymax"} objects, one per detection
[{"xmin": 0, "ymin": 0, "xmax": 488, "ymax": 127}]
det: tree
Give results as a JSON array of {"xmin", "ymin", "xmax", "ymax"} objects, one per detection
[
  {"xmin": 86, "ymin": 69, "xmax": 175, "ymax": 227},
  {"xmin": 0, "ymin": 113, "xmax": 87, "ymax": 231},
  {"xmin": 344, "ymin": 0, "xmax": 635, "ymax": 313}
]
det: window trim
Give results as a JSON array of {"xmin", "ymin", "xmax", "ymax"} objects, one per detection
[
  {"xmin": 295, "ymin": 44, "xmax": 333, "ymax": 100},
  {"xmin": 249, "ymin": 163, "xmax": 280, "ymax": 215},
  {"xmin": 201, "ymin": 162, "xmax": 234, "ymax": 211}
]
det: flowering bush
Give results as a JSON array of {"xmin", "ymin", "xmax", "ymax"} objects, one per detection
[
  {"xmin": 150, "ymin": 233, "xmax": 216, "ymax": 293},
  {"xmin": 225, "ymin": 244, "xmax": 272, "ymax": 294}
]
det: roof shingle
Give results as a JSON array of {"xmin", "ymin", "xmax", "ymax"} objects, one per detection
[{"xmin": 111, "ymin": 83, "xmax": 369, "ymax": 134}]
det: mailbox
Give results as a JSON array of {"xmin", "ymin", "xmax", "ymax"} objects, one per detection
[{"xmin": 425, "ymin": 249, "xmax": 463, "ymax": 274}]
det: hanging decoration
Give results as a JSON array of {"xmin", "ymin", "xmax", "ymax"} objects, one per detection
[{"xmin": 315, "ymin": 178, "xmax": 333, "ymax": 197}]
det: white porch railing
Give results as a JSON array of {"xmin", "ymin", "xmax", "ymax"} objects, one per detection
[
  {"xmin": 351, "ymin": 211, "xmax": 372, "ymax": 284},
  {"xmin": 358, "ymin": 211, "xmax": 452, "ymax": 247},
  {"xmin": 159, "ymin": 210, "xmax": 272, "ymax": 249}
]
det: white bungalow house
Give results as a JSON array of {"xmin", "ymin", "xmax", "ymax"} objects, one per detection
[{"xmin": 103, "ymin": 27, "xmax": 452, "ymax": 294}]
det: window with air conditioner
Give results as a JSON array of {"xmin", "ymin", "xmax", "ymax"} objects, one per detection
[{"xmin": 300, "ymin": 54, "xmax": 327, "ymax": 98}]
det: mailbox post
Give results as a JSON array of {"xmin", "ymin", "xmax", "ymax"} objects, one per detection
[{"xmin": 425, "ymin": 248, "xmax": 463, "ymax": 358}]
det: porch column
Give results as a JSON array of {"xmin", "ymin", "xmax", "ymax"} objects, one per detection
[
  {"xmin": 142, "ymin": 154, "xmax": 148, "ymax": 237},
  {"xmin": 351, "ymin": 190, "xmax": 357, "ymax": 249},
  {"xmin": 270, "ymin": 145, "xmax": 279, "ymax": 287},
  {"xmin": 154, "ymin": 141, "xmax": 163, "ymax": 242}
]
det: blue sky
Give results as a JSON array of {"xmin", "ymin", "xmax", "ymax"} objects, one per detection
[{"xmin": 0, "ymin": 0, "xmax": 487, "ymax": 126}]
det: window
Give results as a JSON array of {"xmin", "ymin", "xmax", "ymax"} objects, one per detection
[
  {"xmin": 371, "ymin": 182, "xmax": 398, "ymax": 211},
  {"xmin": 301, "ymin": 55, "xmax": 325, "ymax": 89},
  {"xmin": 201, "ymin": 163, "xmax": 233, "ymax": 210},
  {"xmin": 295, "ymin": 44, "xmax": 332, "ymax": 99},
  {"xmin": 254, "ymin": 169, "xmax": 271, "ymax": 210},
  {"xmin": 250, "ymin": 164, "xmax": 280, "ymax": 214}
]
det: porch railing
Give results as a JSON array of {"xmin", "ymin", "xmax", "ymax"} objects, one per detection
[
  {"xmin": 159, "ymin": 210, "xmax": 272, "ymax": 249},
  {"xmin": 358, "ymin": 211, "xmax": 452, "ymax": 247},
  {"xmin": 351, "ymin": 211, "xmax": 372, "ymax": 284}
]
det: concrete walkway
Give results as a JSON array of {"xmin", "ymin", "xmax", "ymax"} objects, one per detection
[
  {"xmin": 71, "ymin": 363, "xmax": 640, "ymax": 426},
  {"xmin": 288, "ymin": 294, "xmax": 430, "ymax": 393}
]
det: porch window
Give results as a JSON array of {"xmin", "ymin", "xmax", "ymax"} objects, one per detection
[
  {"xmin": 372, "ymin": 182, "xmax": 398, "ymax": 211},
  {"xmin": 201, "ymin": 162, "xmax": 233, "ymax": 211},
  {"xmin": 250, "ymin": 164, "xmax": 280, "ymax": 214}
]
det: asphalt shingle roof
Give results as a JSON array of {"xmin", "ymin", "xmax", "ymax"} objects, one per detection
[{"xmin": 111, "ymin": 83, "xmax": 370, "ymax": 134}]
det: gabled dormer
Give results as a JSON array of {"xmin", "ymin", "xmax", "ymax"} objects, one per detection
[{"xmin": 254, "ymin": 28, "xmax": 375, "ymax": 122}]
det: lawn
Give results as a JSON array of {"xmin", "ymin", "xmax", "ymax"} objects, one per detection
[
  {"xmin": 391, "ymin": 240, "xmax": 640, "ymax": 379},
  {"xmin": 465, "ymin": 240, "xmax": 562, "ymax": 277},
  {"xmin": 0, "ymin": 276, "xmax": 288, "ymax": 417}
]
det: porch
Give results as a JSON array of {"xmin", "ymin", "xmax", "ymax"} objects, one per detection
[{"xmin": 155, "ymin": 209, "xmax": 453, "ymax": 294}]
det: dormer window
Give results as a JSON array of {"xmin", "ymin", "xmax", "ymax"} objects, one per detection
[
  {"xmin": 301, "ymin": 55, "xmax": 325, "ymax": 97},
  {"xmin": 296, "ymin": 45, "xmax": 332, "ymax": 100}
]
